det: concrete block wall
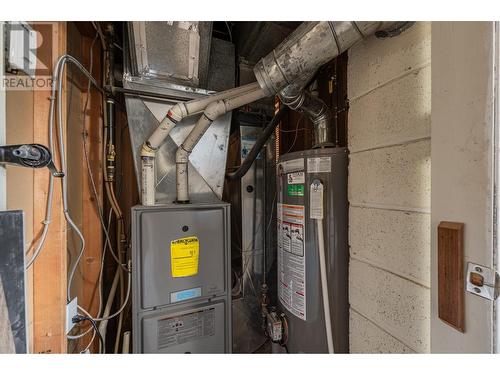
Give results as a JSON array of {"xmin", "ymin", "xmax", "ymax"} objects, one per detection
[{"xmin": 347, "ymin": 22, "xmax": 431, "ymax": 353}]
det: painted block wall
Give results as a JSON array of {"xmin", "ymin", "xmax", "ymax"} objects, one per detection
[{"xmin": 347, "ymin": 21, "xmax": 431, "ymax": 353}]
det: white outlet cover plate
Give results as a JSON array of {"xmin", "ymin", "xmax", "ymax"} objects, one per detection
[{"xmin": 66, "ymin": 297, "xmax": 78, "ymax": 334}]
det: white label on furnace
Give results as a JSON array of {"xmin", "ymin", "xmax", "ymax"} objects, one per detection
[
  {"xmin": 287, "ymin": 171, "xmax": 305, "ymax": 185},
  {"xmin": 277, "ymin": 203, "xmax": 306, "ymax": 321},
  {"xmin": 307, "ymin": 157, "xmax": 331, "ymax": 173}
]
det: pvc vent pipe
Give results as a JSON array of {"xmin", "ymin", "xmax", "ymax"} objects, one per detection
[
  {"xmin": 175, "ymin": 86, "xmax": 266, "ymax": 202},
  {"xmin": 140, "ymin": 82, "xmax": 260, "ymax": 205}
]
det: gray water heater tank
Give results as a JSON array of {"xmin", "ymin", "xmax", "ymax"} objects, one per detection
[{"xmin": 277, "ymin": 147, "xmax": 348, "ymax": 353}]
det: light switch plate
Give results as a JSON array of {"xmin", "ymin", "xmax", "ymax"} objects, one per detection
[{"xmin": 66, "ymin": 297, "xmax": 78, "ymax": 334}]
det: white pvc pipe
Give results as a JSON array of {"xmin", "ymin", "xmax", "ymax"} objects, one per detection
[
  {"xmin": 146, "ymin": 82, "xmax": 260, "ymax": 151},
  {"xmin": 98, "ymin": 265, "xmax": 120, "ymax": 353},
  {"xmin": 141, "ymin": 156, "xmax": 155, "ymax": 206},
  {"xmin": 316, "ymin": 218, "xmax": 334, "ymax": 354},
  {"xmin": 140, "ymin": 82, "xmax": 261, "ymax": 206},
  {"xmin": 122, "ymin": 331, "xmax": 130, "ymax": 354},
  {"xmin": 175, "ymin": 87, "xmax": 266, "ymax": 202}
]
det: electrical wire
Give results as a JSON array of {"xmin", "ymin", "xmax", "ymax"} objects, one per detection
[
  {"xmin": 73, "ymin": 315, "xmax": 104, "ymax": 353},
  {"xmin": 224, "ymin": 21, "xmax": 233, "ymax": 42},
  {"xmin": 26, "ymin": 52, "xmax": 105, "ymax": 272},
  {"xmin": 67, "ymin": 207, "xmax": 112, "ymax": 342},
  {"xmin": 24, "ymin": 33, "xmax": 129, "ymax": 351},
  {"xmin": 86, "ymin": 264, "xmax": 131, "ymax": 322},
  {"xmin": 24, "ymin": 56, "xmax": 68, "ymax": 269},
  {"xmin": 285, "ymin": 114, "xmax": 304, "ymax": 154},
  {"xmin": 67, "ymin": 34, "xmax": 128, "ymax": 350},
  {"xmin": 66, "ymin": 35, "xmax": 99, "ymax": 303},
  {"xmin": 69, "ymin": 263, "xmax": 131, "ymax": 350}
]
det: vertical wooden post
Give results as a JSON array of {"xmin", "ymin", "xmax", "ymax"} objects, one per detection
[
  {"xmin": 80, "ymin": 34, "xmax": 103, "ymax": 353},
  {"xmin": 32, "ymin": 22, "xmax": 68, "ymax": 354}
]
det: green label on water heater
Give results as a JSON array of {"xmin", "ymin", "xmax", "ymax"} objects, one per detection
[{"xmin": 287, "ymin": 184, "xmax": 304, "ymax": 197}]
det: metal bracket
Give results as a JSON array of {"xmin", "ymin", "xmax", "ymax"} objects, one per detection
[{"xmin": 466, "ymin": 262, "xmax": 500, "ymax": 301}]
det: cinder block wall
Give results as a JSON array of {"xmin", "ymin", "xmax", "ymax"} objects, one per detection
[{"xmin": 347, "ymin": 22, "xmax": 431, "ymax": 353}]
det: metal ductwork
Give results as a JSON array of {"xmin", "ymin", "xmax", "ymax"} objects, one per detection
[
  {"xmin": 280, "ymin": 84, "xmax": 333, "ymax": 148},
  {"xmin": 138, "ymin": 21, "xmax": 412, "ymax": 205},
  {"xmin": 253, "ymin": 21, "xmax": 405, "ymax": 96},
  {"xmin": 254, "ymin": 21, "xmax": 410, "ymax": 149}
]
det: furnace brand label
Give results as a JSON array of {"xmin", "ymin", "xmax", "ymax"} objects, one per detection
[
  {"xmin": 277, "ymin": 203, "xmax": 306, "ymax": 320},
  {"xmin": 170, "ymin": 236, "xmax": 199, "ymax": 277}
]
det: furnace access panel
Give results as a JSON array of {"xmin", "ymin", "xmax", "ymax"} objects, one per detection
[{"xmin": 132, "ymin": 203, "xmax": 231, "ymax": 353}]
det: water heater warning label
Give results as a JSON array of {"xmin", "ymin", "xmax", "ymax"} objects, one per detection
[
  {"xmin": 170, "ymin": 236, "xmax": 199, "ymax": 278},
  {"xmin": 277, "ymin": 203, "xmax": 306, "ymax": 320}
]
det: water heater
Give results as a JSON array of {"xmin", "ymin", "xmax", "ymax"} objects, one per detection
[{"xmin": 277, "ymin": 147, "xmax": 348, "ymax": 353}]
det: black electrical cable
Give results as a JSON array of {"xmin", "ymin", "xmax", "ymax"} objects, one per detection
[
  {"xmin": 72, "ymin": 315, "xmax": 104, "ymax": 353},
  {"xmin": 226, "ymin": 105, "xmax": 289, "ymax": 181}
]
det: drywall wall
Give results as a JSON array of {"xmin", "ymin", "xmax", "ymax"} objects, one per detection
[
  {"xmin": 347, "ymin": 21, "xmax": 431, "ymax": 353},
  {"xmin": 431, "ymin": 22, "xmax": 495, "ymax": 353}
]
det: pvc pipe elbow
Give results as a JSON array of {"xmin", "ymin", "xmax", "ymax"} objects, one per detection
[
  {"xmin": 141, "ymin": 143, "xmax": 156, "ymax": 157},
  {"xmin": 204, "ymin": 100, "xmax": 228, "ymax": 121},
  {"xmin": 167, "ymin": 102, "xmax": 187, "ymax": 122}
]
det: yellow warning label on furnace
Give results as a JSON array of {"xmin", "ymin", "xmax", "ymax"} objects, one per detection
[{"xmin": 170, "ymin": 236, "xmax": 199, "ymax": 278}]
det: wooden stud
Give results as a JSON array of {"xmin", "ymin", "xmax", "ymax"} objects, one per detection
[
  {"xmin": 32, "ymin": 22, "xmax": 68, "ymax": 354},
  {"xmin": 80, "ymin": 33, "xmax": 103, "ymax": 353}
]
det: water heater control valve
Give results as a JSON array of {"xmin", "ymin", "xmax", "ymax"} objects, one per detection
[{"xmin": 266, "ymin": 310, "xmax": 283, "ymax": 342}]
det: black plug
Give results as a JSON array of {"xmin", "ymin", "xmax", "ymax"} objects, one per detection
[{"xmin": 72, "ymin": 314, "xmax": 86, "ymax": 324}]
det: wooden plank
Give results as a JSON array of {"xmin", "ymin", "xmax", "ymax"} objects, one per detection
[
  {"xmin": 32, "ymin": 21, "xmax": 68, "ymax": 354},
  {"xmin": 80, "ymin": 33, "xmax": 103, "ymax": 353},
  {"xmin": 437, "ymin": 221, "xmax": 465, "ymax": 332},
  {"xmin": 64, "ymin": 22, "xmax": 103, "ymax": 353}
]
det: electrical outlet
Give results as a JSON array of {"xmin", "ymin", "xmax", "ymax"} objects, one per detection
[{"xmin": 66, "ymin": 297, "xmax": 78, "ymax": 334}]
